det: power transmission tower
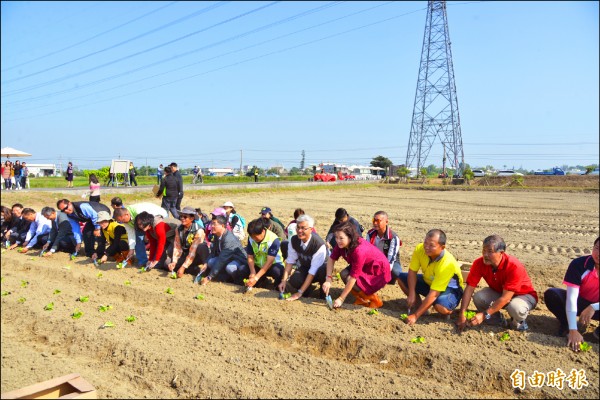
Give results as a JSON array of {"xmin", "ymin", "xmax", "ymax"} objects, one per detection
[{"xmin": 405, "ymin": 0, "xmax": 465, "ymax": 177}]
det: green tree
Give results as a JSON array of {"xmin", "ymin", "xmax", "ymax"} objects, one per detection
[
  {"xmin": 370, "ymin": 156, "xmax": 393, "ymax": 169},
  {"xmin": 289, "ymin": 167, "xmax": 301, "ymax": 176},
  {"xmin": 397, "ymin": 166, "xmax": 410, "ymax": 182},
  {"xmin": 463, "ymin": 166, "xmax": 474, "ymax": 184}
]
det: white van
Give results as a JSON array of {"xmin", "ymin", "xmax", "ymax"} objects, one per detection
[
  {"xmin": 472, "ymin": 169, "xmax": 485, "ymax": 177},
  {"xmin": 497, "ymin": 170, "xmax": 523, "ymax": 177}
]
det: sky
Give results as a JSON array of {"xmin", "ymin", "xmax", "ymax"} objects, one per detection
[{"xmin": 1, "ymin": 1, "xmax": 598, "ymax": 172}]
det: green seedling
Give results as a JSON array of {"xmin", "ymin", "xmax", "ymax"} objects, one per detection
[
  {"xmin": 71, "ymin": 309, "xmax": 83, "ymax": 319},
  {"xmin": 464, "ymin": 310, "xmax": 477, "ymax": 320},
  {"xmin": 282, "ymin": 292, "xmax": 291, "ymax": 299},
  {"xmin": 411, "ymin": 336, "xmax": 426, "ymax": 344},
  {"xmin": 195, "ymin": 294, "xmax": 205, "ymax": 300},
  {"xmin": 165, "ymin": 287, "xmax": 174, "ymax": 295},
  {"xmin": 44, "ymin": 302, "xmax": 54, "ymax": 311},
  {"xmin": 70, "ymin": 254, "xmax": 77, "ymax": 261},
  {"xmin": 368, "ymin": 309, "xmax": 379, "ymax": 316},
  {"xmin": 18, "ymin": 297, "xmax": 26, "ymax": 303},
  {"xmin": 124, "ymin": 280, "xmax": 131, "ymax": 286},
  {"xmin": 2, "ymin": 290, "xmax": 11, "ymax": 296},
  {"xmin": 28, "ymin": 257, "xmax": 36, "ymax": 261},
  {"xmin": 116, "ymin": 263, "xmax": 124, "ymax": 269},
  {"xmin": 170, "ymin": 272, "xmax": 177, "ymax": 279},
  {"xmin": 579, "ymin": 342, "xmax": 591, "ymax": 352},
  {"xmin": 336, "ymin": 272, "xmax": 342, "ymax": 281},
  {"xmin": 53, "ymin": 289, "xmax": 61, "ymax": 295},
  {"xmin": 77, "ymin": 295, "xmax": 89, "ymax": 303},
  {"xmin": 125, "ymin": 315, "xmax": 136, "ymax": 323},
  {"xmin": 499, "ymin": 332, "xmax": 511, "ymax": 342},
  {"xmin": 63, "ymin": 265, "xmax": 71, "ymax": 270},
  {"xmin": 98, "ymin": 304, "xmax": 113, "ymax": 312},
  {"xmin": 20, "ymin": 280, "xmax": 29, "ymax": 288},
  {"xmin": 138, "ymin": 267, "xmax": 146, "ymax": 273},
  {"xmin": 102, "ymin": 321, "xmax": 115, "ymax": 328},
  {"xmin": 399, "ymin": 313, "xmax": 408, "ymax": 321},
  {"xmin": 96, "ymin": 272, "xmax": 103, "ymax": 278}
]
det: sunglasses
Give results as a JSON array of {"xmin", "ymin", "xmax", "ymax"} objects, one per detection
[
  {"xmin": 60, "ymin": 204, "xmax": 69, "ymax": 212},
  {"xmin": 179, "ymin": 214, "xmax": 194, "ymax": 220}
]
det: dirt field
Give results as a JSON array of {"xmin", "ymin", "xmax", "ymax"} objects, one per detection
[{"xmin": 1, "ymin": 185, "xmax": 599, "ymax": 399}]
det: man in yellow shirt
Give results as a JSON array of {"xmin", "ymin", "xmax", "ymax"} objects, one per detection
[{"xmin": 399, "ymin": 229, "xmax": 464, "ymax": 325}]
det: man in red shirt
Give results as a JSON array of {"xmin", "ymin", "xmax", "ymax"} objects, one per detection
[{"xmin": 457, "ymin": 234, "xmax": 538, "ymax": 332}]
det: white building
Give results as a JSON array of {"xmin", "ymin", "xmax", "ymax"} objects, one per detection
[{"xmin": 25, "ymin": 163, "xmax": 57, "ymax": 177}]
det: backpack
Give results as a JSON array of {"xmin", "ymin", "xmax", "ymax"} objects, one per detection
[{"xmin": 231, "ymin": 213, "xmax": 246, "ymax": 228}]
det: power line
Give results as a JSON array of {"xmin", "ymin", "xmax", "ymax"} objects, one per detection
[
  {"xmin": 1, "ymin": 1, "xmax": 279, "ymax": 95},
  {"xmin": 1, "ymin": 2, "xmax": 180, "ymax": 73}
]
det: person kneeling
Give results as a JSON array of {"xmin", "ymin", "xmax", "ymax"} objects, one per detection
[
  {"xmin": 168, "ymin": 207, "xmax": 209, "ymax": 279},
  {"xmin": 92, "ymin": 211, "xmax": 130, "ymax": 264},
  {"xmin": 243, "ymin": 218, "xmax": 285, "ymax": 290},
  {"xmin": 323, "ymin": 221, "xmax": 391, "ymax": 308}
]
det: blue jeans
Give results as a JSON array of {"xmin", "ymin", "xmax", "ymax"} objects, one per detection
[
  {"xmin": 398, "ymin": 272, "xmax": 463, "ymax": 310},
  {"xmin": 388, "ymin": 260, "xmax": 402, "ymax": 285},
  {"xmin": 135, "ymin": 228, "xmax": 148, "ymax": 265},
  {"xmin": 207, "ymin": 257, "xmax": 246, "ymax": 284},
  {"xmin": 161, "ymin": 197, "xmax": 179, "ymax": 219},
  {"xmin": 237, "ymin": 262, "xmax": 285, "ymax": 289}
]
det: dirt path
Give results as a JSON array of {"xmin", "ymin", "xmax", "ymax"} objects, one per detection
[{"xmin": 1, "ymin": 187, "xmax": 598, "ymax": 398}]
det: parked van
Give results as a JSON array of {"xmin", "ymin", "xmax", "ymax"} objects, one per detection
[
  {"xmin": 497, "ymin": 170, "xmax": 523, "ymax": 177},
  {"xmin": 472, "ymin": 169, "xmax": 485, "ymax": 177}
]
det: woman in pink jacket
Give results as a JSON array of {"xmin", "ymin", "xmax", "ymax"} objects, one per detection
[{"xmin": 323, "ymin": 220, "xmax": 391, "ymax": 309}]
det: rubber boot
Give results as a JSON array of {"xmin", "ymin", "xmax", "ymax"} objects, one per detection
[
  {"xmin": 364, "ymin": 292, "xmax": 383, "ymax": 309},
  {"xmin": 351, "ymin": 289, "xmax": 370, "ymax": 307},
  {"xmin": 114, "ymin": 250, "xmax": 129, "ymax": 263}
]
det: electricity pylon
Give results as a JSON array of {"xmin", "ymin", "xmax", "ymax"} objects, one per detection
[{"xmin": 405, "ymin": 0, "xmax": 465, "ymax": 177}]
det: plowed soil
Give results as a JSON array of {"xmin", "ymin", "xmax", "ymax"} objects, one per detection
[{"xmin": 1, "ymin": 185, "xmax": 598, "ymax": 399}]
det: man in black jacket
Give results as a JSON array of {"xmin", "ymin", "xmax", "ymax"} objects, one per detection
[
  {"xmin": 156, "ymin": 166, "xmax": 181, "ymax": 219},
  {"xmin": 56, "ymin": 199, "xmax": 111, "ymax": 257},
  {"xmin": 170, "ymin": 162, "xmax": 184, "ymax": 211},
  {"xmin": 41, "ymin": 206, "xmax": 78, "ymax": 256}
]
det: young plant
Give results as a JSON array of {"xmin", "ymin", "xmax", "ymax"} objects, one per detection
[
  {"xmin": 282, "ymin": 292, "xmax": 291, "ymax": 299},
  {"xmin": 70, "ymin": 254, "xmax": 77, "ymax": 261},
  {"xmin": 77, "ymin": 295, "xmax": 89, "ymax": 303},
  {"xmin": 499, "ymin": 332, "xmax": 511, "ymax": 342},
  {"xmin": 165, "ymin": 287, "xmax": 174, "ymax": 295},
  {"xmin": 399, "ymin": 313, "xmax": 408, "ymax": 321},
  {"xmin": 18, "ymin": 297, "xmax": 26, "ymax": 303},
  {"xmin": 170, "ymin": 272, "xmax": 177, "ymax": 279},
  {"xmin": 116, "ymin": 263, "xmax": 124, "ymax": 269},
  {"xmin": 464, "ymin": 310, "xmax": 477, "ymax": 320},
  {"xmin": 124, "ymin": 280, "xmax": 132, "ymax": 286},
  {"xmin": 579, "ymin": 342, "xmax": 591, "ymax": 352},
  {"xmin": 28, "ymin": 257, "xmax": 36, "ymax": 261},
  {"xmin": 195, "ymin": 294, "xmax": 205, "ymax": 300},
  {"xmin": 2, "ymin": 290, "xmax": 11, "ymax": 296},
  {"xmin": 138, "ymin": 267, "xmax": 146, "ymax": 273},
  {"xmin": 368, "ymin": 309, "xmax": 379, "ymax": 316},
  {"xmin": 336, "ymin": 272, "xmax": 342, "ymax": 281},
  {"xmin": 96, "ymin": 272, "xmax": 103, "ymax": 278},
  {"xmin": 125, "ymin": 315, "xmax": 136, "ymax": 323},
  {"xmin": 63, "ymin": 265, "xmax": 71, "ymax": 270},
  {"xmin": 102, "ymin": 321, "xmax": 115, "ymax": 328},
  {"xmin": 44, "ymin": 302, "xmax": 54, "ymax": 311},
  {"xmin": 53, "ymin": 289, "xmax": 61, "ymax": 295},
  {"xmin": 71, "ymin": 309, "xmax": 83, "ymax": 319},
  {"xmin": 98, "ymin": 304, "xmax": 113, "ymax": 312},
  {"xmin": 411, "ymin": 336, "xmax": 425, "ymax": 344}
]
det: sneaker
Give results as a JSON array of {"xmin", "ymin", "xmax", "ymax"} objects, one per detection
[{"xmin": 510, "ymin": 319, "xmax": 528, "ymax": 331}]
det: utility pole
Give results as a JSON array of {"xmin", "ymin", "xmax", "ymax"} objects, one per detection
[
  {"xmin": 240, "ymin": 150, "xmax": 243, "ymax": 176},
  {"xmin": 405, "ymin": 0, "xmax": 465, "ymax": 177},
  {"xmin": 442, "ymin": 141, "xmax": 447, "ymax": 177}
]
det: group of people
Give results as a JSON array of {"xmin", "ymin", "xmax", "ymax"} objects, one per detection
[
  {"xmin": 106, "ymin": 162, "xmax": 138, "ymax": 187},
  {"xmin": 2, "ymin": 160, "xmax": 29, "ymax": 190},
  {"xmin": 2, "ymin": 196, "xmax": 598, "ymax": 350}
]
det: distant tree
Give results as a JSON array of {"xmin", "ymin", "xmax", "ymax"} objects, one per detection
[
  {"xmin": 426, "ymin": 164, "xmax": 439, "ymax": 175},
  {"xmin": 419, "ymin": 167, "xmax": 427, "ymax": 178},
  {"xmin": 397, "ymin": 166, "xmax": 410, "ymax": 183},
  {"xmin": 300, "ymin": 150, "xmax": 305, "ymax": 170},
  {"xmin": 289, "ymin": 167, "xmax": 301, "ymax": 176},
  {"xmin": 370, "ymin": 156, "xmax": 393, "ymax": 171},
  {"xmin": 463, "ymin": 166, "xmax": 474, "ymax": 184},
  {"xmin": 584, "ymin": 165, "xmax": 595, "ymax": 174}
]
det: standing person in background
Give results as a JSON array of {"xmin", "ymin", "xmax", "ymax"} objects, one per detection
[
  {"xmin": 129, "ymin": 162, "xmax": 138, "ymax": 186},
  {"xmin": 169, "ymin": 162, "xmax": 184, "ymax": 211},
  {"xmin": 20, "ymin": 162, "xmax": 29, "ymax": 189},
  {"xmin": 66, "ymin": 162, "xmax": 74, "ymax": 188},
  {"xmin": 13, "ymin": 161, "xmax": 22, "ymax": 190},
  {"xmin": 254, "ymin": 168, "xmax": 259, "ymax": 183},
  {"xmin": 157, "ymin": 164, "xmax": 163, "ymax": 185},
  {"xmin": 156, "ymin": 166, "xmax": 180, "ymax": 219},
  {"xmin": 88, "ymin": 174, "xmax": 101, "ymax": 202},
  {"xmin": 107, "ymin": 172, "xmax": 116, "ymax": 187},
  {"xmin": 2, "ymin": 161, "xmax": 13, "ymax": 190}
]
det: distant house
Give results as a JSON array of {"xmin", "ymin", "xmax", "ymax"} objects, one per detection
[
  {"xmin": 26, "ymin": 163, "xmax": 57, "ymax": 177},
  {"xmin": 202, "ymin": 168, "xmax": 234, "ymax": 176}
]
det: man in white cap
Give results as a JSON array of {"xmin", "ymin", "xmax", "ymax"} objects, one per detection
[{"xmin": 222, "ymin": 201, "xmax": 245, "ymax": 241}]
